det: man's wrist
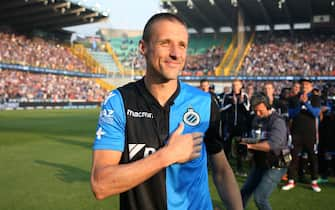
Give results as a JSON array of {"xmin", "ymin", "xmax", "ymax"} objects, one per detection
[{"xmin": 158, "ymin": 147, "xmax": 174, "ymax": 167}]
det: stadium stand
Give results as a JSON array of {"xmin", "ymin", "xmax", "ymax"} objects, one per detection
[
  {"xmin": 88, "ymin": 49, "xmax": 118, "ymax": 72},
  {"xmin": 240, "ymin": 31, "xmax": 335, "ymax": 76},
  {"xmin": 0, "ymin": 32, "xmax": 91, "ymax": 72},
  {"xmin": 162, "ymin": 0, "xmax": 335, "ymax": 80},
  {"xmin": 0, "ymin": 0, "xmax": 112, "ymax": 110},
  {"xmin": 0, "ymin": 69, "xmax": 107, "ymax": 102},
  {"xmin": 109, "ymin": 36, "xmax": 145, "ymax": 71}
]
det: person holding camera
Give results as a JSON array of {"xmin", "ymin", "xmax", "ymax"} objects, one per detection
[{"xmin": 240, "ymin": 93, "xmax": 289, "ymax": 210}]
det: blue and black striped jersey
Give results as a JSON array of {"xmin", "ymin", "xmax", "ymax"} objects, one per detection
[{"xmin": 93, "ymin": 78, "xmax": 222, "ymax": 210}]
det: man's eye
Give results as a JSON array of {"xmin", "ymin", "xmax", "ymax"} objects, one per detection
[{"xmin": 160, "ymin": 41, "xmax": 169, "ymax": 47}]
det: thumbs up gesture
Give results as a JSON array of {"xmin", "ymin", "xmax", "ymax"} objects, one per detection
[{"xmin": 166, "ymin": 123, "xmax": 203, "ymax": 163}]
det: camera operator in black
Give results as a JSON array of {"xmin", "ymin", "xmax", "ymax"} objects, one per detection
[
  {"xmin": 282, "ymin": 78, "xmax": 322, "ymax": 192},
  {"xmin": 240, "ymin": 93, "xmax": 288, "ymax": 210}
]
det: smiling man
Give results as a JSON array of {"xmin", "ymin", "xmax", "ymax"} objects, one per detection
[{"xmin": 90, "ymin": 13, "xmax": 242, "ymax": 210}]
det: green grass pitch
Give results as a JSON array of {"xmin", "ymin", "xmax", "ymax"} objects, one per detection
[{"xmin": 0, "ymin": 109, "xmax": 334, "ymax": 210}]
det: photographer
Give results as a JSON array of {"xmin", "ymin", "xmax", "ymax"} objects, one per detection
[{"xmin": 240, "ymin": 93, "xmax": 289, "ymax": 210}]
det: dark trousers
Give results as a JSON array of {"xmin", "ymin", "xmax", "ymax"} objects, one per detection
[{"xmin": 288, "ymin": 134, "xmax": 319, "ymax": 180}]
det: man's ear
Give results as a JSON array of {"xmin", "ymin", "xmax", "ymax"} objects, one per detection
[{"xmin": 139, "ymin": 40, "xmax": 146, "ymax": 56}]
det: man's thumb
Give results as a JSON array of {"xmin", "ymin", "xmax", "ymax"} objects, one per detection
[{"xmin": 174, "ymin": 122, "xmax": 184, "ymax": 135}]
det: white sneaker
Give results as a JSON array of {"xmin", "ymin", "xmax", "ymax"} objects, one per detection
[
  {"xmin": 282, "ymin": 180, "xmax": 295, "ymax": 191},
  {"xmin": 311, "ymin": 180, "xmax": 321, "ymax": 192}
]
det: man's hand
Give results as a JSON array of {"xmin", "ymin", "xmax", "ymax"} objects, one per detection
[
  {"xmin": 165, "ymin": 123, "xmax": 203, "ymax": 164},
  {"xmin": 300, "ymin": 94, "xmax": 308, "ymax": 103}
]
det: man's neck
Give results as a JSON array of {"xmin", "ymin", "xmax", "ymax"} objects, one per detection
[
  {"xmin": 144, "ymin": 76, "xmax": 178, "ymax": 107},
  {"xmin": 268, "ymin": 95, "xmax": 274, "ymax": 104}
]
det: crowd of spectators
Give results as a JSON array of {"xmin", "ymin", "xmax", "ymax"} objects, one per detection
[
  {"xmin": 0, "ymin": 70, "xmax": 107, "ymax": 102},
  {"xmin": 241, "ymin": 31, "xmax": 335, "ymax": 76},
  {"xmin": 182, "ymin": 46, "xmax": 224, "ymax": 76},
  {"xmin": 0, "ymin": 32, "xmax": 91, "ymax": 72}
]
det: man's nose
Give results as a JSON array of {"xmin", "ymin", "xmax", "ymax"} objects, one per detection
[{"xmin": 169, "ymin": 43, "xmax": 181, "ymax": 59}]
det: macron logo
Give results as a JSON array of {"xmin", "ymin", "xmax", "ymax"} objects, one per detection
[{"xmin": 127, "ymin": 109, "xmax": 153, "ymax": 119}]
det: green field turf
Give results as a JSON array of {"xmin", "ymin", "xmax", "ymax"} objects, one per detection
[{"xmin": 0, "ymin": 109, "xmax": 334, "ymax": 210}]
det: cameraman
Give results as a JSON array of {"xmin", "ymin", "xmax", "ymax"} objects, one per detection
[{"xmin": 240, "ymin": 93, "xmax": 289, "ymax": 210}]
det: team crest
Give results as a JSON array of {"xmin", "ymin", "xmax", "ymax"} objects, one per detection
[{"xmin": 183, "ymin": 107, "xmax": 200, "ymax": 126}]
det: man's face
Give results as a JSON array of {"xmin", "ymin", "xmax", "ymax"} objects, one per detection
[
  {"xmin": 292, "ymin": 83, "xmax": 301, "ymax": 95},
  {"xmin": 200, "ymin": 81, "xmax": 210, "ymax": 92},
  {"xmin": 301, "ymin": 81, "xmax": 313, "ymax": 94},
  {"xmin": 247, "ymin": 85, "xmax": 254, "ymax": 96},
  {"xmin": 254, "ymin": 103, "xmax": 270, "ymax": 119},
  {"xmin": 139, "ymin": 19, "xmax": 188, "ymax": 82},
  {"xmin": 264, "ymin": 84, "xmax": 274, "ymax": 98},
  {"xmin": 232, "ymin": 80, "xmax": 242, "ymax": 94}
]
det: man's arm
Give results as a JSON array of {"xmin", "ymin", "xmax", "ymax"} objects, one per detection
[
  {"xmin": 91, "ymin": 123, "xmax": 202, "ymax": 200},
  {"xmin": 205, "ymin": 99, "xmax": 243, "ymax": 210},
  {"xmin": 209, "ymin": 151, "xmax": 243, "ymax": 210},
  {"xmin": 246, "ymin": 141, "xmax": 271, "ymax": 152}
]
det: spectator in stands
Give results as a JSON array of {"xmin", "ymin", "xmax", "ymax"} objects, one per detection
[
  {"xmin": 0, "ymin": 32, "xmax": 91, "ymax": 73},
  {"xmin": 0, "ymin": 70, "xmax": 106, "ymax": 102},
  {"xmin": 241, "ymin": 32, "xmax": 335, "ymax": 77}
]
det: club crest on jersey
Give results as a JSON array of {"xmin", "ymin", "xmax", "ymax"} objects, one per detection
[{"xmin": 183, "ymin": 107, "xmax": 200, "ymax": 126}]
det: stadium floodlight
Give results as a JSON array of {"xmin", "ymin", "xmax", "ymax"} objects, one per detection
[
  {"xmin": 209, "ymin": 0, "xmax": 215, "ymax": 6},
  {"xmin": 44, "ymin": 0, "xmax": 48, "ymax": 5},
  {"xmin": 187, "ymin": 0, "xmax": 194, "ymax": 9},
  {"xmin": 332, "ymin": 1, "xmax": 335, "ymax": 6}
]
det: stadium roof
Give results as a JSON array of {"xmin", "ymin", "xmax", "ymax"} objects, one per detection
[
  {"xmin": 161, "ymin": 0, "xmax": 335, "ymax": 32},
  {"xmin": 0, "ymin": 0, "xmax": 108, "ymax": 32}
]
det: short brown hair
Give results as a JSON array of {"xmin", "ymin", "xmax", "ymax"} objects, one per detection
[{"xmin": 142, "ymin": 13, "xmax": 187, "ymax": 43}]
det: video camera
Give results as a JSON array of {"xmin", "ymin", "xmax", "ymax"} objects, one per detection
[{"xmin": 231, "ymin": 136, "xmax": 261, "ymax": 161}]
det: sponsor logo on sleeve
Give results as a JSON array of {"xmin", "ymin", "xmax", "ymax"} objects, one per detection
[
  {"xmin": 99, "ymin": 109, "xmax": 115, "ymax": 124},
  {"xmin": 96, "ymin": 127, "xmax": 106, "ymax": 140}
]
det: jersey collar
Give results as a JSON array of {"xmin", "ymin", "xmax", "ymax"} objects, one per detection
[{"xmin": 136, "ymin": 77, "xmax": 181, "ymax": 109}]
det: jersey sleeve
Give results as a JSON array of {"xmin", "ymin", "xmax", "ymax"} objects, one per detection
[
  {"xmin": 204, "ymin": 98, "xmax": 223, "ymax": 155},
  {"xmin": 93, "ymin": 89, "xmax": 126, "ymax": 151}
]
